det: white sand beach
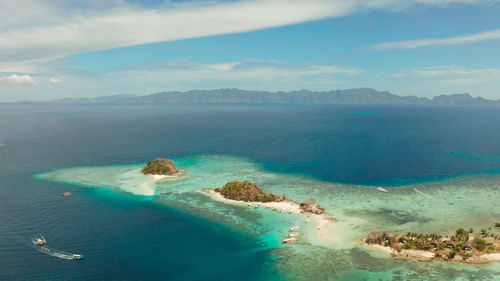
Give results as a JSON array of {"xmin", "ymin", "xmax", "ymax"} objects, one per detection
[{"xmin": 201, "ymin": 188, "xmax": 341, "ymax": 244}]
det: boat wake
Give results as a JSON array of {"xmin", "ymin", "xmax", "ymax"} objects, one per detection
[
  {"xmin": 31, "ymin": 235, "xmax": 83, "ymax": 260},
  {"xmin": 36, "ymin": 245, "xmax": 81, "ymax": 260}
]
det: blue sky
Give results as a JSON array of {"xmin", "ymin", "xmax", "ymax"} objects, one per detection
[{"xmin": 0, "ymin": 0, "xmax": 500, "ymax": 101}]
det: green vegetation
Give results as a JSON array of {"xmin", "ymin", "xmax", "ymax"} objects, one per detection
[
  {"xmin": 364, "ymin": 227, "xmax": 500, "ymax": 262},
  {"xmin": 495, "ymin": 223, "xmax": 500, "ymax": 227},
  {"xmin": 216, "ymin": 181, "xmax": 279, "ymax": 202},
  {"xmin": 474, "ymin": 238, "xmax": 486, "ymax": 251},
  {"xmin": 141, "ymin": 158, "xmax": 179, "ymax": 176},
  {"xmin": 448, "ymin": 251, "xmax": 456, "ymax": 259}
]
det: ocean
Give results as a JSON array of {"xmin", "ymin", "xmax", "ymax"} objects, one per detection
[{"xmin": 1, "ymin": 104, "xmax": 500, "ymax": 280}]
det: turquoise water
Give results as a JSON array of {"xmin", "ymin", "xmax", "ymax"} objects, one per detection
[
  {"xmin": 3, "ymin": 104, "xmax": 500, "ymax": 280},
  {"xmin": 39, "ymin": 154, "xmax": 500, "ymax": 280}
]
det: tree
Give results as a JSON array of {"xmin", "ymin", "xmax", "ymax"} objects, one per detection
[{"xmin": 474, "ymin": 238, "xmax": 486, "ymax": 251}]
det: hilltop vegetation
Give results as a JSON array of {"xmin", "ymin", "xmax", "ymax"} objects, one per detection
[
  {"xmin": 141, "ymin": 158, "xmax": 179, "ymax": 176},
  {"xmin": 215, "ymin": 181, "xmax": 279, "ymax": 202}
]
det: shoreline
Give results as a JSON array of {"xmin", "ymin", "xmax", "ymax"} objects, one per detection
[
  {"xmin": 147, "ymin": 171, "xmax": 184, "ymax": 181},
  {"xmin": 360, "ymin": 242, "xmax": 500, "ymax": 264},
  {"xmin": 131, "ymin": 171, "xmax": 184, "ymax": 196},
  {"xmin": 201, "ymin": 188, "xmax": 341, "ymax": 244}
]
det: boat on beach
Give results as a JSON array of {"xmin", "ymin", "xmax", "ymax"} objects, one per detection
[{"xmin": 377, "ymin": 187, "xmax": 388, "ymax": 193}]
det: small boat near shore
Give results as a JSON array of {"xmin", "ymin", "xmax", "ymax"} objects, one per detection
[
  {"xmin": 61, "ymin": 192, "xmax": 72, "ymax": 196},
  {"xmin": 288, "ymin": 233, "xmax": 300, "ymax": 237},
  {"xmin": 377, "ymin": 187, "xmax": 388, "ymax": 193},
  {"xmin": 282, "ymin": 238, "xmax": 298, "ymax": 244},
  {"xmin": 289, "ymin": 226, "xmax": 299, "ymax": 232}
]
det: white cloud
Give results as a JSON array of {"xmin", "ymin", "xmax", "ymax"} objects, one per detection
[
  {"xmin": 0, "ymin": 74, "xmax": 37, "ymax": 85},
  {"xmin": 50, "ymin": 77, "xmax": 62, "ymax": 84},
  {"xmin": 0, "ymin": 1, "xmax": 356, "ymax": 65},
  {"xmin": 104, "ymin": 59, "xmax": 364, "ymax": 88},
  {"xmin": 392, "ymin": 65, "xmax": 500, "ymax": 84},
  {"xmin": 1, "ymin": 0, "xmax": 499, "ymax": 72},
  {"xmin": 371, "ymin": 28, "xmax": 500, "ymax": 50}
]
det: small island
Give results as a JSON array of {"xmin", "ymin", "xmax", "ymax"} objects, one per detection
[
  {"xmin": 141, "ymin": 158, "xmax": 181, "ymax": 177},
  {"xmin": 363, "ymin": 228, "xmax": 500, "ymax": 263},
  {"xmin": 215, "ymin": 180, "xmax": 280, "ymax": 202}
]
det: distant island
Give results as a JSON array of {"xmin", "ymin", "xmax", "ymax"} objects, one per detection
[
  {"xmin": 141, "ymin": 158, "xmax": 181, "ymax": 177},
  {"xmin": 363, "ymin": 227, "xmax": 500, "ymax": 264},
  {"xmin": 6, "ymin": 88, "xmax": 500, "ymax": 106}
]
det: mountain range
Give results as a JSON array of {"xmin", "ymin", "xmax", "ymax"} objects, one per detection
[{"xmin": 7, "ymin": 88, "xmax": 500, "ymax": 106}]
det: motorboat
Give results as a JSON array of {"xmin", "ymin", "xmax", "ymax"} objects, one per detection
[
  {"xmin": 288, "ymin": 233, "xmax": 300, "ymax": 237},
  {"xmin": 71, "ymin": 254, "xmax": 84, "ymax": 260},
  {"xmin": 32, "ymin": 234, "xmax": 46, "ymax": 246},
  {"xmin": 289, "ymin": 226, "xmax": 299, "ymax": 232},
  {"xmin": 377, "ymin": 187, "xmax": 388, "ymax": 193},
  {"xmin": 282, "ymin": 238, "xmax": 298, "ymax": 244}
]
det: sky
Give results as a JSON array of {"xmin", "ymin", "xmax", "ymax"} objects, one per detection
[{"xmin": 0, "ymin": 0, "xmax": 500, "ymax": 102}]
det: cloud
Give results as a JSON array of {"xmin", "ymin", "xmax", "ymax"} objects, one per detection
[
  {"xmin": 104, "ymin": 59, "xmax": 364, "ymax": 88},
  {"xmin": 50, "ymin": 77, "xmax": 62, "ymax": 84},
  {"xmin": 370, "ymin": 28, "xmax": 500, "ymax": 50},
  {"xmin": 392, "ymin": 65, "xmax": 500, "ymax": 84},
  {"xmin": 0, "ymin": 1, "xmax": 356, "ymax": 64},
  {"xmin": 0, "ymin": 74, "xmax": 37, "ymax": 85},
  {"xmin": 2, "ymin": 0, "xmax": 499, "ymax": 72}
]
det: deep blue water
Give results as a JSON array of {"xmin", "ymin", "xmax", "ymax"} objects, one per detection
[{"xmin": 1, "ymin": 104, "xmax": 500, "ymax": 280}]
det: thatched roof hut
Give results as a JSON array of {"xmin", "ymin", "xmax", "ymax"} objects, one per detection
[
  {"xmin": 430, "ymin": 240, "xmax": 439, "ymax": 247},
  {"xmin": 382, "ymin": 232, "xmax": 391, "ymax": 240},
  {"xmin": 399, "ymin": 235, "xmax": 409, "ymax": 243},
  {"xmin": 463, "ymin": 242, "xmax": 472, "ymax": 251},
  {"xmin": 446, "ymin": 241, "xmax": 456, "ymax": 249}
]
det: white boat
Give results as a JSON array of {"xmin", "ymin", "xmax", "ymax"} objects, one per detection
[
  {"xmin": 377, "ymin": 187, "xmax": 388, "ymax": 193},
  {"xmin": 305, "ymin": 219, "xmax": 311, "ymax": 223},
  {"xmin": 32, "ymin": 234, "xmax": 46, "ymax": 246},
  {"xmin": 282, "ymin": 238, "xmax": 298, "ymax": 244},
  {"xmin": 288, "ymin": 233, "xmax": 300, "ymax": 237},
  {"xmin": 289, "ymin": 226, "xmax": 299, "ymax": 232},
  {"xmin": 71, "ymin": 254, "xmax": 84, "ymax": 260}
]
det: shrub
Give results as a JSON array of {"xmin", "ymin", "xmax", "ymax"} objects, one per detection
[{"xmin": 448, "ymin": 251, "xmax": 456, "ymax": 259}]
